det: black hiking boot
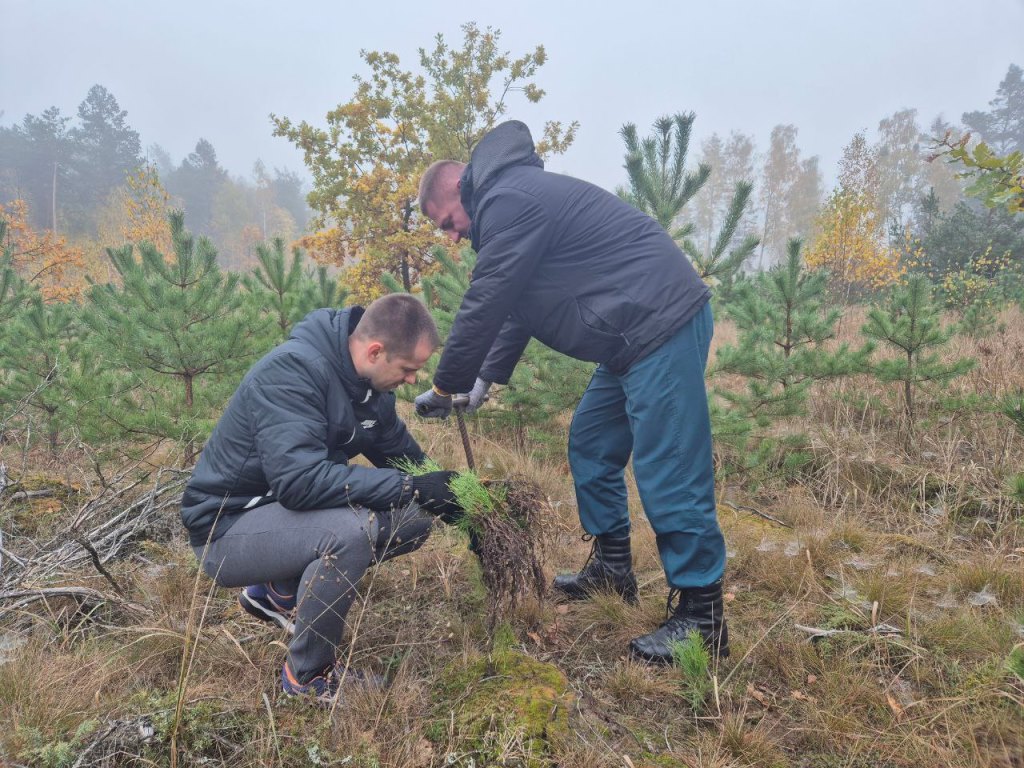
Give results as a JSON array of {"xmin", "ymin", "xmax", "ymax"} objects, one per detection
[
  {"xmin": 628, "ymin": 580, "xmax": 729, "ymax": 664},
  {"xmin": 552, "ymin": 534, "xmax": 638, "ymax": 603}
]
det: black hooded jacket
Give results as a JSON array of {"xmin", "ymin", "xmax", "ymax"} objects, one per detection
[
  {"xmin": 432, "ymin": 120, "xmax": 712, "ymax": 395},
  {"xmin": 181, "ymin": 307, "xmax": 424, "ymax": 547}
]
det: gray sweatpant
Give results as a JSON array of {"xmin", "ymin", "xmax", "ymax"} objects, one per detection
[{"xmin": 194, "ymin": 501, "xmax": 433, "ymax": 682}]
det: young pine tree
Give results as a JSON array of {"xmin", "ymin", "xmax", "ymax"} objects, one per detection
[
  {"xmin": 243, "ymin": 237, "xmax": 306, "ymax": 341},
  {"xmin": 300, "ymin": 262, "xmax": 347, "ymax": 314},
  {"xmin": 861, "ymin": 273, "xmax": 974, "ymax": 428},
  {"xmin": 682, "ymin": 180, "xmax": 759, "ymax": 291},
  {"xmin": 619, "ymin": 114, "xmax": 758, "ymax": 290},
  {"xmin": 618, "ymin": 113, "xmax": 710, "ymax": 237},
  {"xmin": 712, "ymin": 240, "xmax": 871, "ymax": 474},
  {"xmin": 0, "ymin": 219, "xmax": 28, "ymax": 330},
  {"xmin": 243, "ymin": 238, "xmax": 347, "ymax": 342},
  {"xmin": 0, "ymin": 294, "xmax": 79, "ymax": 452},
  {"xmin": 81, "ymin": 211, "xmax": 272, "ymax": 460}
]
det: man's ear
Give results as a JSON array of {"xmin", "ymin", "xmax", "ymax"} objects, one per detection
[{"xmin": 366, "ymin": 340, "xmax": 385, "ymax": 362}]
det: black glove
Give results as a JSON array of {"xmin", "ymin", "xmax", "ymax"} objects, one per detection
[{"xmin": 411, "ymin": 471, "xmax": 463, "ymax": 524}]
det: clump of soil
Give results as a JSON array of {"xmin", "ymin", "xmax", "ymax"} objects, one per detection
[
  {"xmin": 473, "ymin": 477, "xmax": 547, "ymax": 630},
  {"xmin": 394, "ymin": 459, "xmax": 549, "ymax": 634}
]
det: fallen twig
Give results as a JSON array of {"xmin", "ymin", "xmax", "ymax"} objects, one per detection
[
  {"xmin": 720, "ymin": 498, "xmax": 793, "ymax": 528},
  {"xmin": 0, "ymin": 585, "xmax": 149, "ymax": 617},
  {"xmin": 5, "ymin": 488, "xmax": 56, "ymax": 501},
  {"xmin": 76, "ymin": 535, "xmax": 128, "ymax": 597},
  {"xmin": 794, "ymin": 622, "xmax": 903, "ymax": 641}
]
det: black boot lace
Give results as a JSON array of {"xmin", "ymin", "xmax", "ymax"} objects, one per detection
[
  {"xmin": 578, "ymin": 533, "xmax": 596, "ymax": 573},
  {"xmin": 665, "ymin": 587, "xmax": 681, "ymax": 622}
]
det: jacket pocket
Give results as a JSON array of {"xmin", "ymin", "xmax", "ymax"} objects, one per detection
[{"xmin": 569, "ymin": 298, "xmax": 629, "ymax": 363}]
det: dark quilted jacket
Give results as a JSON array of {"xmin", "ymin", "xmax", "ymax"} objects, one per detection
[
  {"xmin": 432, "ymin": 120, "xmax": 712, "ymax": 394},
  {"xmin": 181, "ymin": 307, "xmax": 424, "ymax": 546}
]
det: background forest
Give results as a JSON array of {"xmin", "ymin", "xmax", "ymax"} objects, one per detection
[{"xmin": 1, "ymin": 24, "xmax": 1023, "ymax": 768}]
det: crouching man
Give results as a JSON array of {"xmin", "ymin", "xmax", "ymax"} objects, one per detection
[{"xmin": 181, "ymin": 294, "xmax": 463, "ymax": 702}]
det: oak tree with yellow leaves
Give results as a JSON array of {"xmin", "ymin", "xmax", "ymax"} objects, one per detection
[{"xmin": 272, "ymin": 23, "xmax": 577, "ymax": 303}]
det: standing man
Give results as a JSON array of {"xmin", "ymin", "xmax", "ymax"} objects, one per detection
[
  {"xmin": 182, "ymin": 294, "xmax": 465, "ymax": 701},
  {"xmin": 414, "ymin": 121, "xmax": 728, "ymax": 663}
]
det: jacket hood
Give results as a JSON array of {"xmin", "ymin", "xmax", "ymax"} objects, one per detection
[
  {"xmin": 289, "ymin": 307, "xmax": 373, "ymax": 402},
  {"xmin": 460, "ymin": 120, "xmax": 543, "ymax": 219}
]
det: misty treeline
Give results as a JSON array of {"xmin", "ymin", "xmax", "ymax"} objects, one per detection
[
  {"xmin": 0, "ymin": 24, "xmax": 1022, "ymax": 471},
  {"xmin": 0, "ymin": 84, "xmax": 311, "ymax": 275}
]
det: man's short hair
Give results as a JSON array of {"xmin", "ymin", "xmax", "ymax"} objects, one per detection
[
  {"xmin": 418, "ymin": 160, "xmax": 465, "ymax": 216},
  {"xmin": 354, "ymin": 294, "xmax": 440, "ymax": 358}
]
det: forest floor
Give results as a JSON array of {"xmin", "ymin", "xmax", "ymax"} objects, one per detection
[{"xmin": 1, "ymin": 313, "xmax": 1022, "ymax": 768}]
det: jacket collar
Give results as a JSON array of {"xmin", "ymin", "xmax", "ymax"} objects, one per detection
[{"xmin": 336, "ymin": 306, "xmax": 376, "ymax": 404}]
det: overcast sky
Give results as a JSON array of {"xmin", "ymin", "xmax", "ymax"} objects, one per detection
[{"xmin": 3, "ymin": 0, "xmax": 1023, "ymax": 193}]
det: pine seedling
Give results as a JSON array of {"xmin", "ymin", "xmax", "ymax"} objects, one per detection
[
  {"xmin": 391, "ymin": 456, "xmax": 443, "ymax": 476},
  {"xmin": 394, "ymin": 456, "xmax": 547, "ymax": 636},
  {"xmin": 448, "ymin": 470, "xmax": 505, "ymax": 520},
  {"xmin": 671, "ymin": 630, "xmax": 713, "ymax": 712},
  {"xmin": 1000, "ymin": 389, "xmax": 1024, "ymax": 436},
  {"xmin": 862, "ymin": 274, "xmax": 975, "ymax": 428},
  {"xmin": 1007, "ymin": 473, "xmax": 1024, "ymax": 505},
  {"xmin": 712, "ymin": 239, "xmax": 870, "ymax": 478}
]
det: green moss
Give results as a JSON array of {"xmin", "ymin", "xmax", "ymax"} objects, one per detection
[{"xmin": 432, "ymin": 649, "xmax": 573, "ymax": 766}]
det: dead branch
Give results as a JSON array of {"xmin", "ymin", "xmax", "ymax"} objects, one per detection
[
  {"xmin": 720, "ymin": 498, "xmax": 793, "ymax": 528},
  {"xmin": 75, "ymin": 535, "xmax": 128, "ymax": 597},
  {"xmin": 0, "ymin": 585, "xmax": 149, "ymax": 617},
  {"xmin": 1, "ymin": 468, "xmax": 187, "ymax": 592},
  {"xmin": 5, "ymin": 488, "xmax": 56, "ymax": 501},
  {"xmin": 794, "ymin": 622, "xmax": 903, "ymax": 641}
]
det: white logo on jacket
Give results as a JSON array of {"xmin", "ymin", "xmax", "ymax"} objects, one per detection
[{"xmin": 360, "ymin": 419, "xmax": 377, "ymax": 430}]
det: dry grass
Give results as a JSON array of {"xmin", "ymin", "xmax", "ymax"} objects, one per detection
[{"xmin": 1, "ymin": 307, "xmax": 1023, "ymax": 767}]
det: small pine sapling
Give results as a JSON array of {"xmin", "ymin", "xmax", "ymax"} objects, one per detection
[
  {"xmin": 711, "ymin": 239, "xmax": 870, "ymax": 480},
  {"xmin": 671, "ymin": 630, "xmax": 713, "ymax": 712},
  {"xmin": 862, "ymin": 274, "xmax": 974, "ymax": 430}
]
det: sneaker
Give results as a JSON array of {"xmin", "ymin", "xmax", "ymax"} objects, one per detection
[
  {"xmin": 238, "ymin": 583, "xmax": 296, "ymax": 635},
  {"xmin": 281, "ymin": 660, "xmax": 386, "ymax": 704}
]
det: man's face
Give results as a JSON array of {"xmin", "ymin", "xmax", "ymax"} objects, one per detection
[
  {"xmin": 364, "ymin": 335, "xmax": 435, "ymax": 392},
  {"xmin": 427, "ymin": 184, "xmax": 471, "ymax": 243}
]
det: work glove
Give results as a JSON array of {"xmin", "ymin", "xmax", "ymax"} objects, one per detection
[
  {"xmin": 415, "ymin": 386, "xmax": 453, "ymax": 419},
  {"xmin": 464, "ymin": 378, "xmax": 492, "ymax": 414},
  {"xmin": 411, "ymin": 470, "xmax": 463, "ymax": 524}
]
